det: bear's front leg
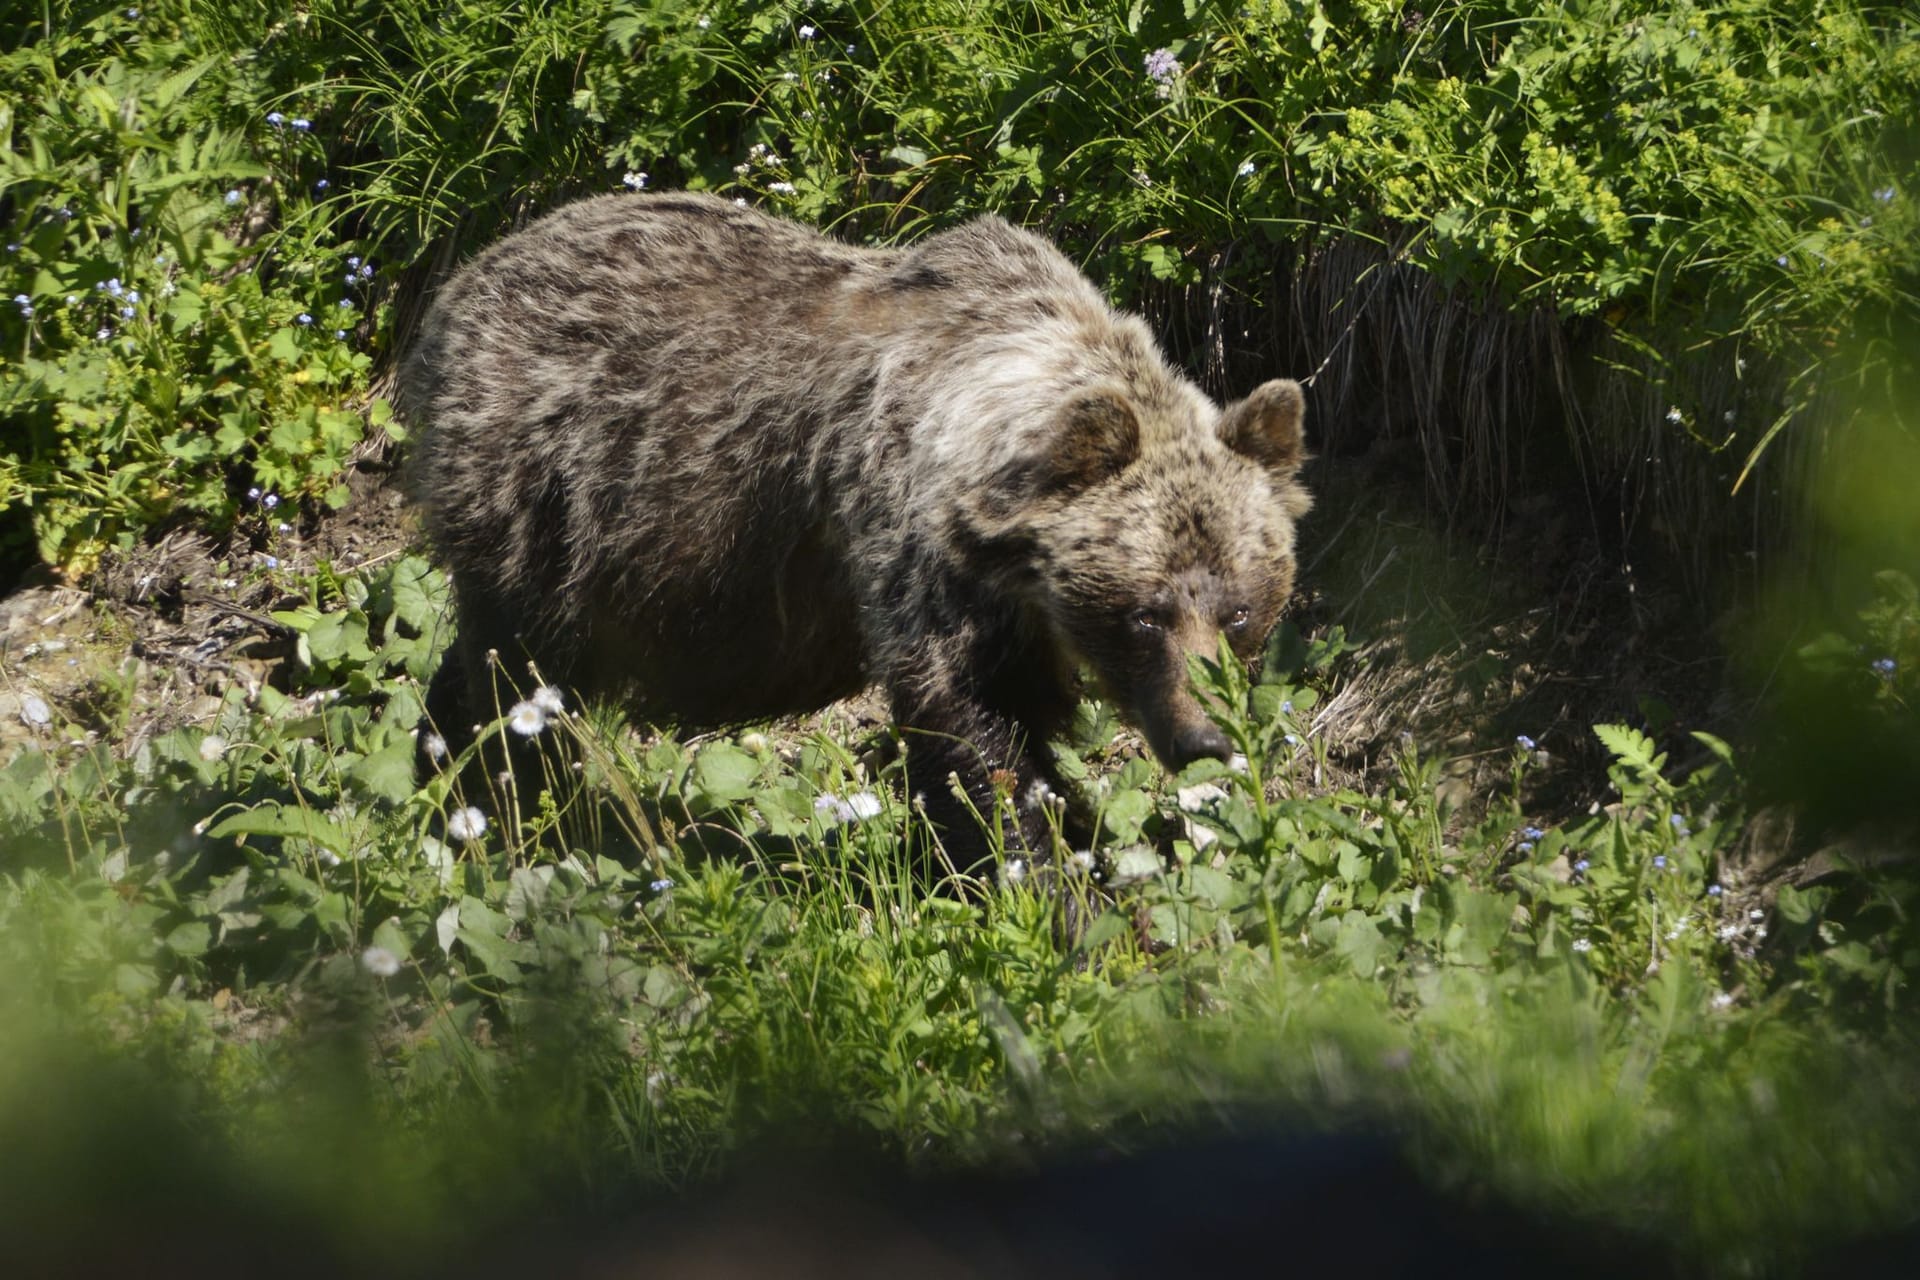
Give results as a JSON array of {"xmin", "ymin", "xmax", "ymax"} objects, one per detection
[{"xmin": 887, "ymin": 655, "xmax": 1072, "ymax": 882}]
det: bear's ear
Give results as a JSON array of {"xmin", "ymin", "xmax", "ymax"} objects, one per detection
[
  {"xmin": 1041, "ymin": 389, "xmax": 1140, "ymax": 495},
  {"xmin": 1219, "ymin": 379, "xmax": 1306, "ymax": 478}
]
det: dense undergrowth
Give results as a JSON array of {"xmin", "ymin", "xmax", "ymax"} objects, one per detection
[
  {"xmin": 4, "ymin": 548, "xmax": 1920, "ymax": 1272},
  {"xmin": 3, "ymin": 0, "xmax": 1916, "ymax": 575},
  {"xmin": 5, "ymin": 0, "xmax": 1920, "ymax": 1274}
]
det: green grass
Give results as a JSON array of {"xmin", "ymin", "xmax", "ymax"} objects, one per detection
[{"xmin": 4, "ymin": 547, "xmax": 1920, "ymax": 1272}]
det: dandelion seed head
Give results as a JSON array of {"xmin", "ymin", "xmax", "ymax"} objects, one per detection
[
  {"xmin": 531, "ymin": 685, "xmax": 565, "ymax": 716},
  {"xmin": 508, "ymin": 700, "xmax": 548, "ymax": 736},
  {"xmin": 360, "ymin": 946, "xmax": 401, "ymax": 977},
  {"xmin": 422, "ymin": 732, "xmax": 448, "ymax": 762},
  {"xmin": 447, "ymin": 806, "xmax": 488, "ymax": 842},
  {"xmin": 814, "ymin": 794, "xmax": 857, "ymax": 824}
]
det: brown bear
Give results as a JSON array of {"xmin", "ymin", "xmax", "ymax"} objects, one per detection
[{"xmin": 397, "ymin": 192, "xmax": 1310, "ymax": 869}]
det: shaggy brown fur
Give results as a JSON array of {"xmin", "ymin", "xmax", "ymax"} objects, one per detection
[{"xmin": 398, "ymin": 192, "xmax": 1311, "ymax": 869}]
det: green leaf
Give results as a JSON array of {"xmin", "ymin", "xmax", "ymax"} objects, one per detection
[
  {"xmin": 349, "ymin": 738, "xmax": 417, "ymax": 804},
  {"xmin": 689, "ymin": 743, "xmax": 759, "ymax": 810},
  {"xmin": 1335, "ymin": 911, "xmax": 1385, "ymax": 976},
  {"xmin": 1099, "ymin": 787, "xmax": 1154, "ymax": 843},
  {"xmin": 166, "ymin": 921, "xmax": 212, "ymax": 956},
  {"xmin": 207, "ymin": 802, "xmax": 350, "ymax": 856},
  {"xmin": 1594, "ymin": 723, "xmax": 1658, "ymax": 770}
]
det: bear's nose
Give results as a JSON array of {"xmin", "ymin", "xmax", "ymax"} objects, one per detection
[{"xmin": 1169, "ymin": 722, "xmax": 1233, "ymax": 768}]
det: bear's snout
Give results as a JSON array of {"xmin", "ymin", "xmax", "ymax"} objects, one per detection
[{"xmin": 1168, "ymin": 720, "xmax": 1233, "ymax": 769}]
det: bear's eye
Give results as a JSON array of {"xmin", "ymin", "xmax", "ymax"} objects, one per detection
[
  {"xmin": 1129, "ymin": 608, "xmax": 1165, "ymax": 633},
  {"xmin": 1225, "ymin": 605, "xmax": 1252, "ymax": 630}
]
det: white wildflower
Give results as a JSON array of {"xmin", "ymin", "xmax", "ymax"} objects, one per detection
[
  {"xmin": 1237, "ymin": 160, "xmax": 1256, "ymax": 177},
  {"xmin": 1003, "ymin": 857, "xmax": 1028, "ymax": 886},
  {"xmin": 531, "ymin": 685, "xmax": 566, "ymax": 716},
  {"xmin": 1571, "ymin": 937, "xmax": 1592, "ymax": 953},
  {"xmin": 198, "ymin": 734, "xmax": 228, "ymax": 762},
  {"xmin": 845, "ymin": 791, "xmax": 883, "ymax": 820},
  {"xmin": 360, "ymin": 946, "xmax": 401, "ymax": 977},
  {"xmin": 1067, "ymin": 849, "xmax": 1096, "ymax": 876},
  {"xmin": 814, "ymin": 794, "xmax": 856, "ymax": 824},
  {"xmin": 508, "ymin": 699, "xmax": 547, "ymax": 735},
  {"xmin": 622, "ymin": 171, "xmax": 649, "ymax": 190},
  {"xmin": 422, "ymin": 732, "xmax": 449, "ymax": 763},
  {"xmin": 768, "ymin": 181, "xmax": 797, "ymax": 194},
  {"xmin": 447, "ymin": 806, "xmax": 488, "ymax": 842}
]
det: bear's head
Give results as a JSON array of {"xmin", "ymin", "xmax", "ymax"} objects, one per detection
[{"xmin": 971, "ymin": 377, "xmax": 1312, "ymax": 772}]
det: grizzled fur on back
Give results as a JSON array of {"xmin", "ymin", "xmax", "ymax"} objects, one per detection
[{"xmin": 400, "ymin": 192, "xmax": 1311, "ymax": 867}]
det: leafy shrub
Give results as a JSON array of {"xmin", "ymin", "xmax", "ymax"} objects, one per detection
[
  {"xmin": 1, "ymin": 5, "xmax": 388, "ymax": 576},
  {"xmin": 5, "ymin": 0, "xmax": 1916, "ymax": 575}
]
